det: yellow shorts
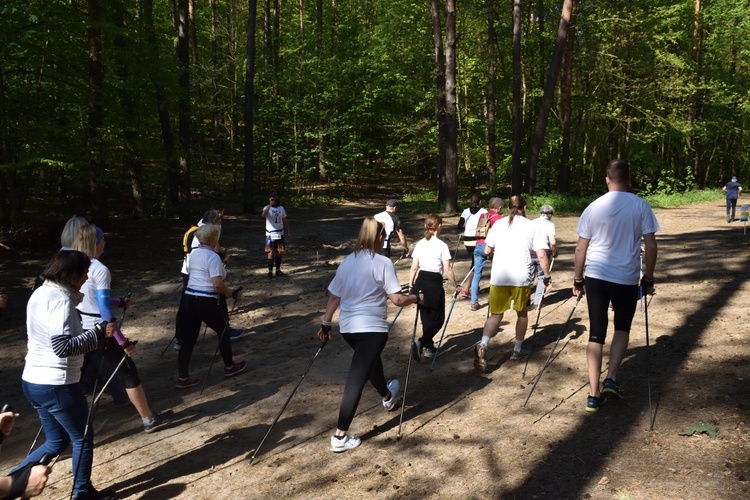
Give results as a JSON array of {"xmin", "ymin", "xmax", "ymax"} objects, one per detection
[{"xmin": 488, "ymin": 285, "xmax": 531, "ymax": 314}]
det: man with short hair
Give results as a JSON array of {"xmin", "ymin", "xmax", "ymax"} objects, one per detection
[
  {"xmin": 374, "ymin": 199, "xmax": 409, "ymax": 259},
  {"xmin": 723, "ymin": 175, "xmax": 742, "ymax": 223},
  {"xmin": 573, "ymin": 159, "xmax": 659, "ymax": 413},
  {"xmin": 531, "ymin": 204, "xmax": 557, "ymax": 308}
]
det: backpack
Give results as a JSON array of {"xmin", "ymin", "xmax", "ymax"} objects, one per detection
[
  {"xmin": 182, "ymin": 225, "xmax": 199, "ymax": 254},
  {"xmin": 475, "ymin": 213, "xmax": 491, "ymax": 239}
]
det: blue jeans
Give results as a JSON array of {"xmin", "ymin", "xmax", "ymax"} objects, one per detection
[
  {"xmin": 14, "ymin": 380, "xmax": 95, "ymax": 497},
  {"xmin": 471, "ymin": 243, "xmax": 488, "ymax": 304},
  {"xmin": 533, "ymin": 260, "xmax": 545, "ymax": 307}
]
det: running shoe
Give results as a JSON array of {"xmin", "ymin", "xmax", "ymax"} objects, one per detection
[
  {"xmin": 474, "ymin": 344, "xmax": 487, "ymax": 372},
  {"xmin": 586, "ymin": 395, "xmax": 607, "ymax": 413},
  {"xmin": 330, "ymin": 434, "xmax": 361, "ymax": 453},
  {"xmin": 224, "ymin": 360, "xmax": 247, "ymax": 377},
  {"xmin": 382, "ymin": 380, "xmax": 400, "ymax": 411},
  {"xmin": 228, "ymin": 328, "xmax": 245, "ymax": 340},
  {"xmin": 143, "ymin": 410, "xmax": 175, "ymax": 433},
  {"xmin": 175, "ymin": 377, "xmax": 200, "ymax": 389},
  {"xmin": 602, "ymin": 378, "xmax": 624, "ymax": 399}
]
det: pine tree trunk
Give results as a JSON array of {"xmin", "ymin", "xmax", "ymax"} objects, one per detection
[
  {"xmin": 486, "ymin": 0, "xmax": 497, "ymax": 193},
  {"xmin": 443, "ymin": 0, "xmax": 458, "ymax": 213},
  {"xmin": 87, "ymin": 0, "xmax": 107, "ymax": 223},
  {"xmin": 511, "ymin": 0, "xmax": 523, "ymax": 194},
  {"xmin": 178, "ymin": 0, "xmax": 192, "ymax": 219},
  {"xmin": 430, "ymin": 0, "xmax": 447, "ymax": 203},
  {"xmin": 244, "ymin": 0, "xmax": 258, "ymax": 212},
  {"xmin": 558, "ymin": 0, "xmax": 577, "ymax": 193},
  {"xmin": 527, "ymin": 0, "xmax": 573, "ymax": 195}
]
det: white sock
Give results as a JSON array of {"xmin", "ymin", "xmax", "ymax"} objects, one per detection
[
  {"xmin": 481, "ymin": 336, "xmax": 491, "ymax": 347},
  {"xmin": 514, "ymin": 339, "xmax": 523, "ymax": 352},
  {"xmin": 142, "ymin": 413, "xmax": 155, "ymax": 426}
]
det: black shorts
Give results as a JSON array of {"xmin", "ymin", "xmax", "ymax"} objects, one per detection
[{"xmin": 585, "ymin": 277, "xmax": 639, "ymax": 344}]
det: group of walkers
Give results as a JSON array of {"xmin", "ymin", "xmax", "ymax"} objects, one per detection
[
  {"xmin": 322, "ymin": 159, "xmax": 660, "ymax": 453},
  {"xmin": 1, "ymin": 160, "xmax": 664, "ymax": 496}
]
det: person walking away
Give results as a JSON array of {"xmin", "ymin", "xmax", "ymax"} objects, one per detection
[
  {"xmin": 262, "ymin": 192, "xmax": 291, "ymax": 278},
  {"xmin": 10, "ymin": 250, "xmax": 117, "ymax": 500},
  {"xmin": 470, "ymin": 197, "xmax": 503, "ymax": 311},
  {"xmin": 474, "ymin": 196, "xmax": 551, "ymax": 372},
  {"xmin": 318, "ymin": 217, "xmax": 423, "ymax": 452},
  {"xmin": 531, "ymin": 205, "xmax": 558, "ymax": 308},
  {"xmin": 573, "ymin": 159, "xmax": 659, "ymax": 413},
  {"xmin": 457, "ymin": 194, "xmax": 487, "ymax": 300},
  {"xmin": 73, "ymin": 225, "xmax": 174, "ymax": 432},
  {"xmin": 408, "ymin": 214, "xmax": 460, "ymax": 360},
  {"xmin": 373, "ymin": 199, "xmax": 409, "ymax": 259},
  {"xmin": 723, "ymin": 176, "xmax": 742, "ymax": 222},
  {"xmin": 175, "ymin": 224, "xmax": 246, "ymax": 389}
]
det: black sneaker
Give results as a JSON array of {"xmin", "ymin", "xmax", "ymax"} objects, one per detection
[
  {"xmin": 74, "ymin": 487, "xmax": 117, "ymax": 500},
  {"xmin": 267, "ymin": 271, "xmax": 274, "ymax": 280},
  {"xmin": 586, "ymin": 395, "xmax": 607, "ymax": 413},
  {"xmin": 276, "ymin": 269, "xmax": 287, "ymax": 277},
  {"xmin": 143, "ymin": 410, "xmax": 175, "ymax": 433},
  {"xmin": 602, "ymin": 378, "xmax": 624, "ymax": 399}
]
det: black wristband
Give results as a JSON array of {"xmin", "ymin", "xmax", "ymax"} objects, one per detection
[
  {"xmin": 320, "ymin": 324, "xmax": 331, "ymax": 334},
  {"xmin": 7, "ymin": 463, "xmax": 33, "ymax": 499}
]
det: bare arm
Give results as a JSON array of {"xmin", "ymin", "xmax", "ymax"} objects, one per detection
[
  {"xmin": 408, "ymin": 258, "xmax": 419, "ymax": 288},
  {"xmin": 389, "ymin": 291, "xmax": 422, "ymax": 307},
  {"xmin": 573, "ymin": 237, "xmax": 590, "ymax": 297},
  {"xmin": 317, "ymin": 294, "xmax": 341, "ymax": 342},
  {"xmin": 549, "ymin": 234, "xmax": 558, "ymax": 258},
  {"xmin": 397, "ymin": 229, "xmax": 408, "ymax": 256},
  {"xmin": 210, "ymin": 276, "xmax": 237, "ymax": 299},
  {"xmin": 642, "ymin": 233, "xmax": 657, "ymax": 279}
]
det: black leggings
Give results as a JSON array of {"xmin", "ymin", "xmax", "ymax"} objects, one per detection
[
  {"xmin": 337, "ymin": 332, "xmax": 389, "ymax": 432},
  {"xmin": 585, "ymin": 277, "xmax": 639, "ymax": 344},
  {"xmin": 88, "ymin": 338, "xmax": 141, "ymax": 389},
  {"xmin": 176, "ymin": 293, "xmax": 233, "ymax": 378},
  {"xmin": 413, "ymin": 271, "xmax": 445, "ymax": 349}
]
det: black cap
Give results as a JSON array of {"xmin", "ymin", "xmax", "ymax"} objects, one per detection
[{"xmin": 386, "ymin": 199, "xmax": 398, "ymax": 207}]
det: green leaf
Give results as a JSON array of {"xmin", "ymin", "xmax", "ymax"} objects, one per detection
[{"xmin": 679, "ymin": 422, "xmax": 717, "ymax": 438}]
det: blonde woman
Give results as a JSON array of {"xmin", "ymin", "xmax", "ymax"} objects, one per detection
[
  {"xmin": 318, "ymin": 217, "xmax": 422, "ymax": 452},
  {"xmin": 408, "ymin": 214, "xmax": 460, "ymax": 360}
]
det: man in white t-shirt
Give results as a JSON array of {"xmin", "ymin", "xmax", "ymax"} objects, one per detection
[
  {"xmin": 374, "ymin": 199, "xmax": 409, "ymax": 259},
  {"xmin": 531, "ymin": 205, "xmax": 557, "ymax": 308},
  {"xmin": 573, "ymin": 159, "xmax": 659, "ymax": 413},
  {"xmin": 474, "ymin": 196, "xmax": 551, "ymax": 372},
  {"xmin": 262, "ymin": 192, "xmax": 291, "ymax": 279}
]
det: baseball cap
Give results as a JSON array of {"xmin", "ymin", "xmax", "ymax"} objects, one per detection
[
  {"xmin": 732, "ymin": 176, "xmax": 738, "ymax": 181},
  {"xmin": 386, "ymin": 199, "xmax": 398, "ymax": 207}
]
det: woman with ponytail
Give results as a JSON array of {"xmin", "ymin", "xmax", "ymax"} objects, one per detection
[{"xmin": 408, "ymin": 214, "xmax": 460, "ymax": 360}]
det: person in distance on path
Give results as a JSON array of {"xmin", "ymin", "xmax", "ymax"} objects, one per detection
[
  {"xmin": 474, "ymin": 195, "xmax": 551, "ymax": 372},
  {"xmin": 457, "ymin": 193, "xmax": 487, "ymax": 300},
  {"xmin": 469, "ymin": 197, "xmax": 503, "ymax": 311},
  {"xmin": 408, "ymin": 214, "xmax": 460, "ymax": 361},
  {"xmin": 723, "ymin": 175, "xmax": 742, "ymax": 223},
  {"xmin": 318, "ymin": 217, "xmax": 423, "ymax": 453},
  {"xmin": 531, "ymin": 204, "xmax": 557, "ymax": 308},
  {"xmin": 373, "ymin": 199, "xmax": 409, "ymax": 260},
  {"xmin": 573, "ymin": 159, "xmax": 659, "ymax": 413},
  {"xmin": 262, "ymin": 192, "xmax": 291, "ymax": 279}
]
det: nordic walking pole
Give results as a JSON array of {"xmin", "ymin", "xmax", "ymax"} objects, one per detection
[
  {"xmin": 92, "ymin": 354, "xmax": 130, "ymax": 407},
  {"xmin": 200, "ymin": 287, "xmax": 243, "ymax": 394},
  {"xmin": 522, "ymin": 290, "xmax": 546, "ymax": 379},
  {"xmin": 248, "ymin": 337, "xmax": 328, "ymax": 464},
  {"xmin": 450, "ymin": 233, "xmax": 463, "ymax": 268},
  {"xmin": 396, "ymin": 301, "xmax": 421, "ymax": 441},
  {"xmin": 522, "ymin": 294, "xmax": 583, "ymax": 409},
  {"xmin": 644, "ymin": 286, "xmax": 654, "ymax": 431},
  {"xmin": 430, "ymin": 266, "xmax": 474, "ymax": 371},
  {"xmin": 388, "ymin": 307, "xmax": 404, "ymax": 331}
]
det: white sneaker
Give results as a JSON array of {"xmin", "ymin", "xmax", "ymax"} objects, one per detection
[
  {"xmin": 422, "ymin": 347, "xmax": 435, "ymax": 358},
  {"xmin": 382, "ymin": 380, "xmax": 400, "ymax": 411},
  {"xmin": 330, "ymin": 434, "xmax": 361, "ymax": 453}
]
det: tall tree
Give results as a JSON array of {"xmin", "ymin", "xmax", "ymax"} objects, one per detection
[
  {"xmin": 557, "ymin": 0, "xmax": 577, "ymax": 193},
  {"xmin": 244, "ymin": 0, "xmax": 258, "ymax": 212},
  {"xmin": 177, "ymin": 0, "xmax": 192, "ymax": 218},
  {"xmin": 87, "ymin": 0, "xmax": 107, "ymax": 222},
  {"xmin": 511, "ymin": 0, "xmax": 523, "ymax": 194},
  {"xmin": 431, "ymin": 0, "xmax": 447, "ymax": 203},
  {"xmin": 526, "ymin": 0, "xmax": 573, "ymax": 194},
  {"xmin": 443, "ymin": 0, "xmax": 458, "ymax": 213}
]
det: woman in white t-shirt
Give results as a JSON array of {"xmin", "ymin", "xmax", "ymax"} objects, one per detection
[
  {"xmin": 175, "ymin": 224, "xmax": 246, "ymax": 389},
  {"xmin": 318, "ymin": 217, "xmax": 423, "ymax": 453},
  {"xmin": 72, "ymin": 224, "xmax": 173, "ymax": 433},
  {"xmin": 408, "ymin": 214, "xmax": 460, "ymax": 360}
]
